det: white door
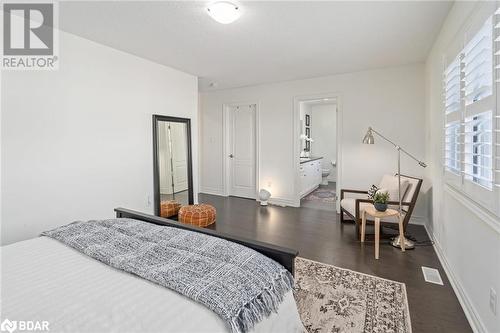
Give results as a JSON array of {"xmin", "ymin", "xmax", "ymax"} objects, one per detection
[
  {"xmin": 158, "ymin": 122, "xmax": 188, "ymax": 195},
  {"xmin": 228, "ymin": 104, "xmax": 256, "ymax": 199},
  {"xmin": 169, "ymin": 122, "xmax": 188, "ymax": 193},
  {"xmin": 158, "ymin": 122, "xmax": 174, "ymax": 194}
]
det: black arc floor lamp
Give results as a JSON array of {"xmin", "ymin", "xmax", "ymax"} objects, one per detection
[{"xmin": 362, "ymin": 126, "xmax": 427, "ymax": 249}]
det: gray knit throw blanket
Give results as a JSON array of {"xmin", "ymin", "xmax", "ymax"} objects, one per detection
[{"xmin": 41, "ymin": 218, "xmax": 293, "ymax": 333}]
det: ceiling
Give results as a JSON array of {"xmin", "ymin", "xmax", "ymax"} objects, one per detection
[{"xmin": 59, "ymin": 1, "xmax": 452, "ymax": 91}]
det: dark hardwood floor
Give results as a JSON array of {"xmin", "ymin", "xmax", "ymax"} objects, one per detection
[{"xmin": 199, "ymin": 193, "xmax": 472, "ymax": 333}]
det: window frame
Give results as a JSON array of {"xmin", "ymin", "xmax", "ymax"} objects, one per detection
[{"xmin": 442, "ymin": 2, "xmax": 500, "ymax": 217}]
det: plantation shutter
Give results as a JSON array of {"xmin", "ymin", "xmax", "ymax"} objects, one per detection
[
  {"xmin": 444, "ymin": 56, "xmax": 462, "ymax": 174},
  {"xmin": 495, "ymin": 8, "xmax": 500, "ymax": 191},
  {"xmin": 462, "ymin": 16, "xmax": 495, "ymax": 189},
  {"xmin": 442, "ymin": 2, "xmax": 500, "ymax": 216}
]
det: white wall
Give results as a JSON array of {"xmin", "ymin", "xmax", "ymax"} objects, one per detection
[
  {"xmin": 200, "ymin": 63, "xmax": 427, "ymax": 218},
  {"xmin": 425, "ymin": 2, "xmax": 500, "ymax": 332},
  {"xmin": 299, "ymin": 102, "xmax": 310, "ymax": 154},
  {"xmin": 1, "ymin": 30, "xmax": 198, "ymax": 245},
  {"xmin": 310, "ymin": 103, "xmax": 337, "ymax": 181}
]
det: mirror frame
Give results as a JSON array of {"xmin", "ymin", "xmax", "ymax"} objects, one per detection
[{"xmin": 152, "ymin": 115, "xmax": 194, "ymax": 216}]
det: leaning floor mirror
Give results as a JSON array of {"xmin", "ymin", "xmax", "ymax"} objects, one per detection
[{"xmin": 153, "ymin": 115, "xmax": 193, "ymax": 217}]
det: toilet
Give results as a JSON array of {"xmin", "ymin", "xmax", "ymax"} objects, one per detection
[
  {"xmin": 321, "ymin": 169, "xmax": 330, "ymax": 185},
  {"xmin": 321, "ymin": 160, "xmax": 336, "ymax": 185}
]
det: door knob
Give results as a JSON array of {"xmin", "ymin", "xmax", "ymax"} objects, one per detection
[{"xmin": 229, "ymin": 154, "xmax": 234, "ymax": 158}]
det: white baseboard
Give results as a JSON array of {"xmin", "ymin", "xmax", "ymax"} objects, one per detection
[
  {"xmin": 423, "ymin": 224, "xmax": 487, "ymax": 333},
  {"xmin": 410, "ymin": 215, "xmax": 428, "ymax": 226},
  {"xmin": 267, "ymin": 196, "xmax": 299, "ymax": 207},
  {"xmin": 199, "ymin": 188, "xmax": 299, "ymax": 208},
  {"xmin": 300, "ymin": 185, "xmax": 319, "ymax": 199},
  {"xmin": 199, "ymin": 187, "xmax": 225, "ymax": 196}
]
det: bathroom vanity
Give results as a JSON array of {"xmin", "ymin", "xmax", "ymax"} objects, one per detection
[{"xmin": 299, "ymin": 157, "xmax": 323, "ymax": 197}]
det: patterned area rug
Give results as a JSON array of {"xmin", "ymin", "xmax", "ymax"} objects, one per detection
[
  {"xmin": 294, "ymin": 258, "xmax": 412, "ymax": 333},
  {"xmin": 303, "ymin": 189, "xmax": 336, "ymax": 203}
]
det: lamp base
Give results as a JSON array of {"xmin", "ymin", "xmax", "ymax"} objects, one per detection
[
  {"xmin": 391, "ymin": 236, "xmax": 415, "ymax": 250},
  {"xmin": 260, "ymin": 201, "xmax": 268, "ymax": 206}
]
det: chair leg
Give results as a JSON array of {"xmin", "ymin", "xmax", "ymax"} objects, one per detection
[
  {"xmin": 375, "ymin": 217, "xmax": 380, "ymax": 260},
  {"xmin": 340, "ymin": 210, "xmax": 344, "ymax": 223}
]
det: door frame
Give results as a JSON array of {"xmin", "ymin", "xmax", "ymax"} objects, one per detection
[
  {"xmin": 222, "ymin": 101, "xmax": 260, "ymax": 199},
  {"xmin": 292, "ymin": 93, "xmax": 343, "ymax": 211}
]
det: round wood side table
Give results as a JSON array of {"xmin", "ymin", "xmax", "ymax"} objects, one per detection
[{"xmin": 361, "ymin": 207, "xmax": 405, "ymax": 259}]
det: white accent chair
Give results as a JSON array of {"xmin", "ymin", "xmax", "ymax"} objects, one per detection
[{"xmin": 339, "ymin": 174, "xmax": 423, "ymax": 238}]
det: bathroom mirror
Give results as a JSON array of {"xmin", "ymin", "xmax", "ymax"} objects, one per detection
[{"xmin": 153, "ymin": 115, "xmax": 193, "ymax": 216}]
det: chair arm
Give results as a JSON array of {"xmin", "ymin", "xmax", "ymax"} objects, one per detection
[{"xmin": 340, "ymin": 189, "xmax": 368, "ymax": 200}]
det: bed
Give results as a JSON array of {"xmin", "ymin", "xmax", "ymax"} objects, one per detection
[{"xmin": 1, "ymin": 208, "xmax": 304, "ymax": 333}]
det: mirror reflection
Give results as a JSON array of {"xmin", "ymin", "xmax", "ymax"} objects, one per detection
[
  {"xmin": 153, "ymin": 115, "xmax": 193, "ymax": 218},
  {"xmin": 158, "ymin": 121, "xmax": 189, "ymax": 205}
]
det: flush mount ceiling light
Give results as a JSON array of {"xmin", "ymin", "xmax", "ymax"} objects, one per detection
[{"xmin": 207, "ymin": 1, "xmax": 241, "ymax": 24}]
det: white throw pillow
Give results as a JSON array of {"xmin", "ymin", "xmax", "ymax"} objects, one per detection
[{"xmin": 378, "ymin": 175, "xmax": 409, "ymax": 202}]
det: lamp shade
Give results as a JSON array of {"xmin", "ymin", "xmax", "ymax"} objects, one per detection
[{"xmin": 362, "ymin": 127, "xmax": 375, "ymax": 144}]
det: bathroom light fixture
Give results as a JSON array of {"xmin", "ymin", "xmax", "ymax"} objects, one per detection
[
  {"xmin": 207, "ymin": 1, "xmax": 241, "ymax": 24},
  {"xmin": 299, "ymin": 134, "xmax": 314, "ymax": 142}
]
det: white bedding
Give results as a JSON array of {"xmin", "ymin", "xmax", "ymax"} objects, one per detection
[{"xmin": 1, "ymin": 237, "xmax": 304, "ymax": 333}]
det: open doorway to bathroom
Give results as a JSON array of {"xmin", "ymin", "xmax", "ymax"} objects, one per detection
[{"xmin": 296, "ymin": 97, "xmax": 339, "ymax": 211}]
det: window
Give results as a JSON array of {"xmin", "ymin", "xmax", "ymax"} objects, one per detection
[
  {"xmin": 444, "ymin": 121, "xmax": 461, "ymax": 174},
  {"xmin": 463, "ymin": 16, "xmax": 494, "ymax": 189},
  {"xmin": 444, "ymin": 57, "xmax": 461, "ymax": 115},
  {"xmin": 444, "ymin": 56, "xmax": 462, "ymax": 174},
  {"xmin": 443, "ymin": 8, "xmax": 500, "ymax": 215},
  {"xmin": 463, "ymin": 111, "xmax": 493, "ymax": 188},
  {"xmin": 463, "ymin": 17, "xmax": 493, "ymax": 105}
]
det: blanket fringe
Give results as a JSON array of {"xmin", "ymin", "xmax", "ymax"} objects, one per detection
[{"xmin": 229, "ymin": 269, "xmax": 294, "ymax": 333}]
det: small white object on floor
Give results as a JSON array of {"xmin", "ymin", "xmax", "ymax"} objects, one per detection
[
  {"xmin": 421, "ymin": 266, "xmax": 444, "ymax": 285},
  {"xmin": 259, "ymin": 189, "xmax": 271, "ymax": 206}
]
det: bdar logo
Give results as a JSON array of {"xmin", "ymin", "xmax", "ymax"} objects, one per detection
[
  {"xmin": 0, "ymin": 319, "xmax": 17, "ymax": 333},
  {"xmin": 0, "ymin": 319, "xmax": 49, "ymax": 332}
]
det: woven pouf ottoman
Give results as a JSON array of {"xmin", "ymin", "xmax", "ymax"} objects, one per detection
[
  {"xmin": 160, "ymin": 200, "xmax": 181, "ymax": 218},
  {"xmin": 178, "ymin": 204, "xmax": 216, "ymax": 227}
]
